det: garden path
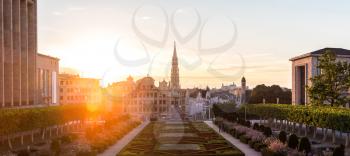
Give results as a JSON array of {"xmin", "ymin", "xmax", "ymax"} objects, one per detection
[
  {"xmin": 205, "ymin": 121, "xmax": 261, "ymax": 156},
  {"xmin": 98, "ymin": 120, "xmax": 150, "ymax": 156}
]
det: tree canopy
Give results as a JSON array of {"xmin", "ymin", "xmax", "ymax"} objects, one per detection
[
  {"xmin": 248, "ymin": 84, "xmax": 291, "ymax": 104},
  {"xmin": 307, "ymin": 50, "xmax": 350, "ymax": 107}
]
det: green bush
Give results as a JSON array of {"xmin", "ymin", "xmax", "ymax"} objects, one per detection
[
  {"xmin": 253, "ymin": 123, "xmax": 259, "ymax": 130},
  {"xmin": 253, "ymin": 142, "xmax": 265, "ymax": 152},
  {"xmin": 235, "ymin": 132, "xmax": 244, "ymax": 139},
  {"xmin": 333, "ymin": 144, "xmax": 345, "ymax": 156},
  {"xmin": 245, "ymin": 120, "xmax": 252, "ymax": 127},
  {"xmin": 259, "ymin": 125, "xmax": 265, "ymax": 132},
  {"xmin": 0, "ymin": 105, "xmax": 87, "ymax": 136},
  {"xmin": 241, "ymin": 104, "xmax": 350, "ymax": 132},
  {"xmin": 50, "ymin": 139, "xmax": 61, "ymax": 156},
  {"xmin": 298, "ymin": 137, "xmax": 311, "ymax": 154},
  {"xmin": 76, "ymin": 150, "xmax": 97, "ymax": 156},
  {"xmin": 263, "ymin": 127, "xmax": 272, "ymax": 137},
  {"xmin": 239, "ymin": 135, "xmax": 250, "ymax": 144},
  {"xmin": 261, "ymin": 149, "xmax": 285, "ymax": 156},
  {"xmin": 248, "ymin": 140, "xmax": 255, "ymax": 148},
  {"xmin": 18, "ymin": 149, "xmax": 30, "ymax": 156},
  {"xmin": 278, "ymin": 131, "xmax": 287, "ymax": 143},
  {"xmin": 288, "ymin": 134, "xmax": 299, "ymax": 149}
]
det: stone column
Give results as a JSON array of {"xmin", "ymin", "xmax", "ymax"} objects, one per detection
[
  {"xmin": 0, "ymin": 0, "xmax": 4, "ymax": 107},
  {"xmin": 12, "ymin": 0, "xmax": 21, "ymax": 107},
  {"xmin": 4, "ymin": 0, "xmax": 13, "ymax": 107},
  {"xmin": 27, "ymin": 0, "xmax": 36, "ymax": 105},
  {"xmin": 20, "ymin": 0, "xmax": 29, "ymax": 106}
]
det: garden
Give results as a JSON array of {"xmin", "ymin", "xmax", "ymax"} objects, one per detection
[
  {"xmin": 0, "ymin": 105, "xmax": 141, "ymax": 155},
  {"xmin": 213, "ymin": 103, "xmax": 348, "ymax": 156},
  {"xmin": 118, "ymin": 121, "xmax": 244, "ymax": 156}
]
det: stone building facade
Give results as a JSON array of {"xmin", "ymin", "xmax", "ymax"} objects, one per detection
[
  {"xmin": 59, "ymin": 74, "xmax": 102, "ymax": 105},
  {"xmin": 0, "ymin": 0, "xmax": 37, "ymax": 108},
  {"xmin": 210, "ymin": 77, "xmax": 248, "ymax": 106},
  {"xmin": 36, "ymin": 53, "xmax": 59, "ymax": 106},
  {"xmin": 290, "ymin": 48, "xmax": 350, "ymax": 105},
  {"xmin": 113, "ymin": 43, "xmax": 188, "ymax": 117}
]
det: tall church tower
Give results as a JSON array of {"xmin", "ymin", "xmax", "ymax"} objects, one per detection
[{"xmin": 170, "ymin": 42, "xmax": 180, "ymax": 89}]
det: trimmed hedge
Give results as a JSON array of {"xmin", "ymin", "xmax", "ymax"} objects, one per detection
[
  {"xmin": 0, "ymin": 105, "xmax": 87, "ymax": 136},
  {"xmin": 241, "ymin": 104, "xmax": 350, "ymax": 132}
]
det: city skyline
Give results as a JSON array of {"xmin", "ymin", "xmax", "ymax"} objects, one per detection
[{"xmin": 38, "ymin": 0, "xmax": 350, "ymax": 88}]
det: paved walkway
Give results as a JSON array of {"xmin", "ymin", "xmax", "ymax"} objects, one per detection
[
  {"xmin": 98, "ymin": 120, "xmax": 150, "ymax": 156},
  {"xmin": 205, "ymin": 121, "xmax": 261, "ymax": 156}
]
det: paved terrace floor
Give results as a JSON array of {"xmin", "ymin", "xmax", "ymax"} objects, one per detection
[
  {"xmin": 98, "ymin": 120, "xmax": 150, "ymax": 156},
  {"xmin": 205, "ymin": 121, "xmax": 261, "ymax": 156}
]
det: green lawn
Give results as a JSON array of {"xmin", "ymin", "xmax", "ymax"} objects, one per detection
[{"xmin": 118, "ymin": 121, "xmax": 244, "ymax": 156}]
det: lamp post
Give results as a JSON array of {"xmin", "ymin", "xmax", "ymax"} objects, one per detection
[{"xmin": 245, "ymin": 106, "xmax": 247, "ymax": 121}]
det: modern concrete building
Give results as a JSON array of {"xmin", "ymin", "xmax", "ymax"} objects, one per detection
[
  {"xmin": 59, "ymin": 74, "xmax": 102, "ymax": 105},
  {"xmin": 290, "ymin": 48, "xmax": 350, "ymax": 105},
  {"xmin": 0, "ymin": 0, "xmax": 38, "ymax": 108},
  {"xmin": 36, "ymin": 53, "xmax": 59, "ymax": 106}
]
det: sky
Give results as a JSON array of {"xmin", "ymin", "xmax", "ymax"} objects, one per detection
[{"xmin": 38, "ymin": 0, "xmax": 350, "ymax": 89}]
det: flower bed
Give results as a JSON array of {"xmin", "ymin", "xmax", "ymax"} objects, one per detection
[
  {"xmin": 214, "ymin": 118, "xmax": 313, "ymax": 156},
  {"xmin": 51, "ymin": 115, "xmax": 141, "ymax": 155},
  {"xmin": 118, "ymin": 121, "xmax": 244, "ymax": 156}
]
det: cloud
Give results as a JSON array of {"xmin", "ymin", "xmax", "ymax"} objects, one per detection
[
  {"xmin": 141, "ymin": 16, "xmax": 152, "ymax": 20},
  {"xmin": 68, "ymin": 7, "xmax": 86, "ymax": 11},
  {"xmin": 52, "ymin": 11, "xmax": 63, "ymax": 16},
  {"xmin": 51, "ymin": 6, "xmax": 86, "ymax": 16}
]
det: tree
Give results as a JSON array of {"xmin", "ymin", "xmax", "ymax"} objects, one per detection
[
  {"xmin": 288, "ymin": 134, "xmax": 299, "ymax": 149},
  {"xmin": 248, "ymin": 84, "xmax": 291, "ymax": 104},
  {"xmin": 307, "ymin": 50, "xmax": 350, "ymax": 107},
  {"xmin": 298, "ymin": 137, "xmax": 311, "ymax": 154},
  {"xmin": 278, "ymin": 131, "xmax": 287, "ymax": 143}
]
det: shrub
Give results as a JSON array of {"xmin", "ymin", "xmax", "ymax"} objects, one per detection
[
  {"xmin": 61, "ymin": 133, "xmax": 78, "ymax": 144},
  {"xmin": 253, "ymin": 143, "xmax": 266, "ymax": 152},
  {"xmin": 76, "ymin": 150, "xmax": 97, "ymax": 156},
  {"xmin": 298, "ymin": 137, "xmax": 311, "ymax": 154},
  {"xmin": 288, "ymin": 134, "xmax": 299, "ymax": 149},
  {"xmin": 241, "ymin": 104, "xmax": 350, "ymax": 134},
  {"xmin": 245, "ymin": 121, "xmax": 251, "ymax": 127},
  {"xmin": 248, "ymin": 140, "xmax": 255, "ymax": 148},
  {"xmin": 263, "ymin": 127, "xmax": 272, "ymax": 137},
  {"xmin": 278, "ymin": 131, "xmax": 287, "ymax": 143},
  {"xmin": 246, "ymin": 131, "xmax": 265, "ymax": 143},
  {"xmin": 264, "ymin": 137, "xmax": 278, "ymax": 146},
  {"xmin": 50, "ymin": 139, "xmax": 61, "ymax": 156},
  {"xmin": 333, "ymin": 144, "xmax": 345, "ymax": 156},
  {"xmin": 253, "ymin": 123, "xmax": 259, "ymax": 130},
  {"xmin": 259, "ymin": 125, "xmax": 265, "ymax": 132},
  {"xmin": 261, "ymin": 148, "xmax": 285, "ymax": 156},
  {"xmin": 268, "ymin": 140, "xmax": 286, "ymax": 154},
  {"xmin": 18, "ymin": 150, "xmax": 30, "ymax": 156},
  {"xmin": 239, "ymin": 135, "xmax": 249, "ymax": 144}
]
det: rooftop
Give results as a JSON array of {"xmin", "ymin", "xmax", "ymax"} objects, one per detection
[
  {"xmin": 289, "ymin": 48, "xmax": 350, "ymax": 61},
  {"xmin": 38, "ymin": 53, "xmax": 60, "ymax": 60}
]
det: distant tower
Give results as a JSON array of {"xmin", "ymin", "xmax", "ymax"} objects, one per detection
[
  {"xmin": 170, "ymin": 42, "xmax": 180, "ymax": 89},
  {"xmin": 241, "ymin": 76, "xmax": 246, "ymax": 105},
  {"xmin": 127, "ymin": 75, "xmax": 133, "ymax": 82},
  {"xmin": 241, "ymin": 76, "xmax": 246, "ymax": 90}
]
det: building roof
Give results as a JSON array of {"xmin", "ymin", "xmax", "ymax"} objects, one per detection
[
  {"xmin": 289, "ymin": 48, "xmax": 350, "ymax": 61},
  {"xmin": 38, "ymin": 53, "xmax": 60, "ymax": 60},
  {"xmin": 210, "ymin": 91, "xmax": 235, "ymax": 100}
]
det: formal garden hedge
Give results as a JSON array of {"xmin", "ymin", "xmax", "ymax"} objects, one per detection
[
  {"xmin": 239, "ymin": 104, "xmax": 350, "ymax": 132},
  {"xmin": 0, "ymin": 105, "xmax": 87, "ymax": 136}
]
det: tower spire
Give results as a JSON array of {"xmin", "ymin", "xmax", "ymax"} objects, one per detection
[
  {"xmin": 173, "ymin": 41, "xmax": 177, "ymax": 59},
  {"xmin": 170, "ymin": 41, "xmax": 180, "ymax": 89}
]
